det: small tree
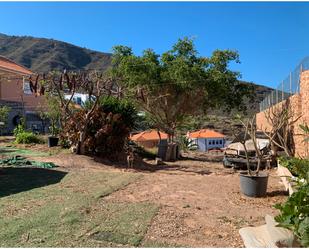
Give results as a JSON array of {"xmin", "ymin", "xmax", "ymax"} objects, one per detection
[
  {"xmin": 299, "ymin": 123, "xmax": 309, "ymax": 158},
  {"xmin": 262, "ymin": 101, "xmax": 301, "ymax": 157},
  {"xmin": 233, "ymin": 114, "xmax": 271, "ymax": 176},
  {"xmin": 112, "ymin": 37, "xmax": 252, "ymax": 142},
  {"xmin": 30, "ymin": 71, "xmax": 122, "ymax": 155}
]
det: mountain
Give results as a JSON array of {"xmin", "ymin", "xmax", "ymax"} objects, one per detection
[
  {"xmin": 0, "ymin": 33, "xmax": 111, "ymax": 72},
  {"xmin": 0, "ymin": 33, "xmax": 272, "ymax": 125}
]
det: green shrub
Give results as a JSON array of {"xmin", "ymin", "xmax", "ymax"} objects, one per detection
[
  {"xmin": 61, "ymin": 96, "xmax": 139, "ymax": 159},
  {"xmin": 177, "ymin": 135, "xmax": 198, "ymax": 152},
  {"xmin": 275, "ymin": 157, "xmax": 309, "ymax": 247},
  {"xmin": 15, "ymin": 131, "xmax": 42, "ymax": 144},
  {"xmin": 275, "ymin": 182, "xmax": 309, "ymax": 247},
  {"xmin": 13, "ymin": 123, "xmax": 25, "ymax": 137},
  {"xmin": 279, "ymin": 156, "xmax": 309, "ymax": 179},
  {"xmin": 99, "ymin": 96, "xmax": 138, "ymax": 129}
]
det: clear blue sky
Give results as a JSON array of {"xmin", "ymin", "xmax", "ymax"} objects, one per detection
[{"xmin": 0, "ymin": 1, "xmax": 308, "ymax": 88}]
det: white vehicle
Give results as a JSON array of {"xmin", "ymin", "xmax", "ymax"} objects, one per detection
[{"xmin": 223, "ymin": 137, "xmax": 273, "ymax": 169}]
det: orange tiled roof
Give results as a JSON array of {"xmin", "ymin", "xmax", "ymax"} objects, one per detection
[
  {"xmin": 188, "ymin": 129, "xmax": 225, "ymax": 139},
  {"xmin": 0, "ymin": 56, "xmax": 33, "ymax": 75},
  {"xmin": 130, "ymin": 129, "xmax": 168, "ymax": 141}
]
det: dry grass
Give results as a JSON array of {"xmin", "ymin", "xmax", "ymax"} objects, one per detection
[{"xmin": 0, "ymin": 169, "xmax": 160, "ymax": 247}]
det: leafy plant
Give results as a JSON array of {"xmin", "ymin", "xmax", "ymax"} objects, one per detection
[
  {"xmin": 15, "ymin": 131, "xmax": 42, "ymax": 144},
  {"xmin": 60, "ymin": 96, "xmax": 138, "ymax": 160},
  {"xmin": 43, "ymin": 95, "xmax": 61, "ymax": 137},
  {"xmin": 300, "ymin": 123, "xmax": 309, "ymax": 142},
  {"xmin": 112, "ymin": 37, "xmax": 252, "ymax": 142},
  {"xmin": 13, "ymin": 118, "xmax": 42, "ymax": 144},
  {"xmin": 275, "ymin": 182, "xmax": 309, "ymax": 247},
  {"xmin": 275, "ymin": 156, "xmax": 309, "ymax": 247},
  {"xmin": 13, "ymin": 117, "xmax": 26, "ymax": 137},
  {"xmin": 300, "ymin": 123, "xmax": 309, "ymax": 157},
  {"xmin": 177, "ymin": 135, "xmax": 198, "ymax": 152},
  {"xmin": 279, "ymin": 156, "xmax": 309, "ymax": 179}
]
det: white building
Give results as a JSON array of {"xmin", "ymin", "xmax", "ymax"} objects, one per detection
[
  {"xmin": 64, "ymin": 93, "xmax": 95, "ymax": 106},
  {"xmin": 187, "ymin": 129, "xmax": 226, "ymax": 151}
]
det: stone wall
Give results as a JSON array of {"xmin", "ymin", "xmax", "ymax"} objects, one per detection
[{"xmin": 256, "ymin": 70, "xmax": 309, "ymax": 158}]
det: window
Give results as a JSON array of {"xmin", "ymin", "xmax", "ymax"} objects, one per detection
[
  {"xmin": 219, "ymin": 140, "xmax": 222, "ymax": 144},
  {"xmin": 216, "ymin": 140, "xmax": 219, "ymax": 145},
  {"xmin": 209, "ymin": 140, "xmax": 212, "ymax": 145},
  {"xmin": 76, "ymin": 97, "xmax": 82, "ymax": 105},
  {"xmin": 23, "ymin": 78, "xmax": 32, "ymax": 95}
]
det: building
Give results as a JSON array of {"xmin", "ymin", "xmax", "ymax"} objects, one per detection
[
  {"xmin": 0, "ymin": 56, "xmax": 46, "ymax": 133},
  {"xmin": 64, "ymin": 93, "xmax": 96, "ymax": 106},
  {"xmin": 130, "ymin": 129, "xmax": 168, "ymax": 148},
  {"xmin": 187, "ymin": 129, "xmax": 226, "ymax": 152}
]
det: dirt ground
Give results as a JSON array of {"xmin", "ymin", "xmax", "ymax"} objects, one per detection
[
  {"xmin": 0, "ymin": 139, "xmax": 288, "ymax": 247},
  {"xmin": 37, "ymin": 154, "xmax": 286, "ymax": 247}
]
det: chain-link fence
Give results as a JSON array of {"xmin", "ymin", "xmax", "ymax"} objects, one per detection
[{"xmin": 259, "ymin": 56, "xmax": 309, "ymax": 111}]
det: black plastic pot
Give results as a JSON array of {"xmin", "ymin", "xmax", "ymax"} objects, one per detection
[
  {"xmin": 239, "ymin": 171, "xmax": 269, "ymax": 197},
  {"xmin": 48, "ymin": 136, "xmax": 59, "ymax": 147}
]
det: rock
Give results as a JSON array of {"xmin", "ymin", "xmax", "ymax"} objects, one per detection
[
  {"xmin": 70, "ymin": 146, "xmax": 77, "ymax": 153},
  {"xmin": 265, "ymin": 215, "xmax": 294, "ymax": 247},
  {"xmin": 155, "ymin": 157, "xmax": 163, "ymax": 165},
  {"xmin": 239, "ymin": 215, "xmax": 295, "ymax": 248}
]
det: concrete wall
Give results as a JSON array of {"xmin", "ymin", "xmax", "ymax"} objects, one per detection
[{"xmin": 256, "ymin": 70, "xmax": 309, "ymax": 158}]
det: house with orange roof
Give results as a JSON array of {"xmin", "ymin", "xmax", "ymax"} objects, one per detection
[
  {"xmin": 130, "ymin": 129, "xmax": 168, "ymax": 148},
  {"xmin": 187, "ymin": 129, "xmax": 226, "ymax": 152},
  {"xmin": 0, "ymin": 56, "xmax": 46, "ymax": 133}
]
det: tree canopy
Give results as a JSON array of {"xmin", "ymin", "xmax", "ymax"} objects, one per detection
[{"xmin": 112, "ymin": 37, "xmax": 252, "ymax": 140}]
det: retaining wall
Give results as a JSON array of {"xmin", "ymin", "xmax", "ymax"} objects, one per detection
[{"xmin": 256, "ymin": 70, "xmax": 309, "ymax": 158}]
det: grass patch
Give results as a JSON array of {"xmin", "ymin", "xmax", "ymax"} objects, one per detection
[
  {"xmin": 0, "ymin": 146, "xmax": 49, "ymax": 157},
  {"xmin": 0, "ymin": 169, "xmax": 158, "ymax": 247}
]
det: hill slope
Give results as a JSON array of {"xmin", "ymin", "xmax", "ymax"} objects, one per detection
[
  {"xmin": 0, "ymin": 33, "xmax": 272, "ymax": 126},
  {"xmin": 0, "ymin": 33, "xmax": 111, "ymax": 72}
]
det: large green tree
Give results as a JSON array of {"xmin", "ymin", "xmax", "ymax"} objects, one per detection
[{"xmin": 112, "ymin": 37, "xmax": 252, "ymax": 141}]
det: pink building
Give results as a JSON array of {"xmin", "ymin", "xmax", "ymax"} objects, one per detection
[{"xmin": 0, "ymin": 56, "xmax": 46, "ymax": 133}]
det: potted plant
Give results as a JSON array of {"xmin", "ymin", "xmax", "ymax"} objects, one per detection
[
  {"xmin": 45, "ymin": 95, "xmax": 61, "ymax": 147},
  {"xmin": 48, "ymin": 120, "xmax": 59, "ymax": 147},
  {"xmin": 236, "ymin": 115, "xmax": 270, "ymax": 197}
]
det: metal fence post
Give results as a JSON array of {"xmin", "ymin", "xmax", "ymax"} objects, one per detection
[
  {"xmin": 290, "ymin": 72, "xmax": 292, "ymax": 95},
  {"xmin": 281, "ymin": 81, "xmax": 284, "ymax": 101}
]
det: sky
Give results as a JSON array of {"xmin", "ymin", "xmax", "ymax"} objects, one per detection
[{"xmin": 0, "ymin": 1, "xmax": 309, "ymax": 88}]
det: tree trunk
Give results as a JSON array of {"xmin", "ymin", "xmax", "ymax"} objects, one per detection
[{"xmin": 77, "ymin": 130, "xmax": 87, "ymax": 155}]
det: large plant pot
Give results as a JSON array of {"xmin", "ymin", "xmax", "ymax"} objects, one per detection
[
  {"xmin": 48, "ymin": 136, "xmax": 59, "ymax": 147},
  {"xmin": 239, "ymin": 171, "xmax": 269, "ymax": 197}
]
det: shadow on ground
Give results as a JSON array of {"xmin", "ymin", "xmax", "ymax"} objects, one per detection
[
  {"xmin": 0, "ymin": 167, "xmax": 67, "ymax": 198},
  {"xmin": 266, "ymin": 189, "xmax": 289, "ymax": 197},
  {"xmin": 180, "ymin": 154, "xmax": 224, "ymax": 163},
  {"xmin": 93, "ymin": 156, "xmax": 213, "ymax": 175}
]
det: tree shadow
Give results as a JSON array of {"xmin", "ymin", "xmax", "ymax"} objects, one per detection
[
  {"xmin": 180, "ymin": 155, "xmax": 223, "ymax": 163},
  {"xmin": 266, "ymin": 189, "xmax": 289, "ymax": 197},
  {"xmin": 0, "ymin": 167, "xmax": 67, "ymax": 198},
  {"xmin": 93, "ymin": 156, "xmax": 212, "ymax": 175}
]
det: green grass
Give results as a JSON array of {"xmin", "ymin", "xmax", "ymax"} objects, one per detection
[
  {"xmin": 0, "ymin": 168, "xmax": 159, "ymax": 247},
  {"xmin": 0, "ymin": 146, "xmax": 49, "ymax": 157}
]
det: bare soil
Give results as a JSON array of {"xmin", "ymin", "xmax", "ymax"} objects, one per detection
[{"xmin": 0, "ymin": 139, "xmax": 288, "ymax": 247}]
